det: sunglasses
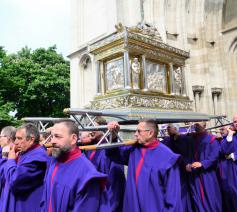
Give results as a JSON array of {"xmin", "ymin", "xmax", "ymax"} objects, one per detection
[{"xmin": 136, "ymin": 129, "xmax": 150, "ymax": 134}]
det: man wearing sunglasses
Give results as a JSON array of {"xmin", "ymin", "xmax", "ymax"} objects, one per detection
[{"xmin": 107, "ymin": 119, "xmax": 182, "ymax": 212}]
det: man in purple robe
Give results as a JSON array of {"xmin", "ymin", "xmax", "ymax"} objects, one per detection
[
  {"xmin": 0, "ymin": 157, "xmax": 7, "ymax": 211},
  {"xmin": 220, "ymin": 115, "xmax": 237, "ymax": 211},
  {"xmin": 162, "ymin": 124, "xmax": 194, "ymax": 212},
  {"xmin": 1, "ymin": 123, "xmax": 48, "ymax": 212},
  {"xmin": 183, "ymin": 122, "xmax": 222, "ymax": 212},
  {"xmin": 40, "ymin": 120, "xmax": 109, "ymax": 212},
  {"xmin": 80, "ymin": 116, "xmax": 126, "ymax": 212},
  {"xmin": 106, "ymin": 119, "xmax": 182, "ymax": 212},
  {"xmin": 0, "ymin": 126, "xmax": 16, "ymax": 206},
  {"xmin": 0, "ymin": 126, "xmax": 16, "ymax": 158}
]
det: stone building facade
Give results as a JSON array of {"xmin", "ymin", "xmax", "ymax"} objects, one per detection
[{"xmin": 69, "ymin": 0, "xmax": 237, "ymax": 119}]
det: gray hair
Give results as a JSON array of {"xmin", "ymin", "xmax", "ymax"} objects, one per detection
[
  {"xmin": 17, "ymin": 123, "xmax": 40, "ymax": 144},
  {"xmin": 1, "ymin": 126, "xmax": 16, "ymax": 141},
  {"xmin": 139, "ymin": 119, "xmax": 159, "ymax": 137},
  {"xmin": 167, "ymin": 123, "xmax": 180, "ymax": 131}
]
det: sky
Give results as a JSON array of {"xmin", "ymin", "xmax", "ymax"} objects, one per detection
[{"xmin": 0, "ymin": 0, "xmax": 71, "ymax": 58}]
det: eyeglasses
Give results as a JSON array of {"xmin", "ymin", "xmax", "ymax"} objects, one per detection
[{"xmin": 135, "ymin": 129, "xmax": 150, "ymax": 134}]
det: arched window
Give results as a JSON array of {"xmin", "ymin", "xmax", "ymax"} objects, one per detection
[
  {"xmin": 79, "ymin": 54, "xmax": 96, "ymax": 107},
  {"xmin": 229, "ymin": 37, "xmax": 237, "ymax": 53},
  {"xmin": 80, "ymin": 54, "xmax": 91, "ymax": 70}
]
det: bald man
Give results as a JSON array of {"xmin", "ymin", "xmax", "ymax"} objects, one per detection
[{"xmin": 220, "ymin": 115, "xmax": 237, "ymax": 211}]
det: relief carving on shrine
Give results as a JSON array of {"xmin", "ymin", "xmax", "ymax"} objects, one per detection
[
  {"xmin": 146, "ymin": 61, "xmax": 167, "ymax": 92},
  {"xmin": 91, "ymin": 95, "xmax": 192, "ymax": 111},
  {"xmin": 131, "ymin": 57, "xmax": 141, "ymax": 89},
  {"xmin": 173, "ymin": 67, "xmax": 182, "ymax": 95},
  {"xmin": 105, "ymin": 58, "xmax": 124, "ymax": 91}
]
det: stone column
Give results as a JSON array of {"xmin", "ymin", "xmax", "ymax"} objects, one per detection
[
  {"xmin": 95, "ymin": 61, "xmax": 101, "ymax": 95},
  {"xmin": 211, "ymin": 88, "xmax": 222, "ymax": 115},
  {"xmin": 142, "ymin": 55, "xmax": 148, "ymax": 91},
  {"xmin": 169, "ymin": 63, "xmax": 174, "ymax": 95},
  {"xmin": 192, "ymin": 85, "xmax": 204, "ymax": 112},
  {"xmin": 124, "ymin": 51, "xmax": 131, "ymax": 89}
]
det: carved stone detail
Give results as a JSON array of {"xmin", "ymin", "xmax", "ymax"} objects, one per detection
[
  {"xmin": 80, "ymin": 54, "xmax": 91, "ymax": 69},
  {"xmin": 192, "ymin": 85, "xmax": 204, "ymax": 94},
  {"xmin": 211, "ymin": 87, "xmax": 222, "ymax": 95}
]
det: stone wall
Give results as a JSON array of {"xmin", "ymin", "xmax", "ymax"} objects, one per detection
[{"xmin": 69, "ymin": 0, "xmax": 237, "ymax": 120}]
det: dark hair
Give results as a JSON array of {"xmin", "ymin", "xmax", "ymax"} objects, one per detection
[
  {"xmin": 54, "ymin": 120, "xmax": 79, "ymax": 137},
  {"xmin": 40, "ymin": 131, "xmax": 51, "ymax": 140},
  {"xmin": 17, "ymin": 123, "xmax": 40, "ymax": 144},
  {"xmin": 1, "ymin": 126, "xmax": 16, "ymax": 141},
  {"xmin": 139, "ymin": 118, "xmax": 159, "ymax": 137},
  {"xmin": 94, "ymin": 116, "xmax": 107, "ymax": 125}
]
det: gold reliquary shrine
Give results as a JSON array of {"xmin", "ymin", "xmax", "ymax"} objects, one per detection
[{"xmin": 89, "ymin": 23, "xmax": 192, "ymax": 112}]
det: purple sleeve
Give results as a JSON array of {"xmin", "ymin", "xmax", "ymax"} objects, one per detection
[
  {"xmin": 106, "ymin": 146, "xmax": 132, "ymax": 165},
  {"xmin": 0, "ymin": 159, "xmax": 6, "ymax": 188},
  {"xmin": 201, "ymin": 140, "xmax": 220, "ymax": 170},
  {"xmin": 73, "ymin": 179, "xmax": 110, "ymax": 212},
  {"xmin": 107, "ymin": 162, "xmax": 125, "ymax": 211},
  {"xmin": 221, "ymin": 136, "xmax": 236, "ymax": 154},
  {"xmin": 4, "ymin": 159, "xmax": 46, "ymax": 193},
  {"xmin": 163, "ymin": 162, "xmax": 182, "ymax": 211}
]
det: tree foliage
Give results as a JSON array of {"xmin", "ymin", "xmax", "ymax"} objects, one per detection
[{"xmin": 0, "ymin": 46, "xmax": 70, "ymax": 127}]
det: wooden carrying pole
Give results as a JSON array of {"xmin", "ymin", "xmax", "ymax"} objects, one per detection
[{"xmin": 44, "ymin": 140, "xmax": 137, "ymax": 151}]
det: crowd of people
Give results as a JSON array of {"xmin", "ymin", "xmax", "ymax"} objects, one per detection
[{"xmin": 0, "ymin": 114, "xmax": 236, "ymax": 212}]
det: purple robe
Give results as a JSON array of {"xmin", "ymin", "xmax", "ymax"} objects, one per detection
[
  {"xmin": 106, "ymin": 140, "xmax": 182, "ymax": 212},
  {"xmin": 85, "ymin": 149, "xmax": 125, "ymax": 212},
  {"xmin": 1, "ymin": 145, "xmax": 48, "ymax": 212},
  {"xmin": 218, "ymin": 139, "xmax": 229, "ymax": 211},
  {"xmin": 0, "ymin": 158, "xmax": 7, "ymax": 210},
  {"xmin": 182, "ymin": 133, "xmax": 222, "ymax": 212},
  {"xmin": 40, "ymin": 147, "xmax": 109, "ymax": 212},
  {"xmin": 220, "ymin": 134, "xmax": 237, "ymax": 211},
  {"xmin": 162, "ymin": 136, "xmax": 194, "ymax": 211}
]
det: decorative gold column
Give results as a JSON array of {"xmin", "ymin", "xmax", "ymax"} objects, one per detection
[
  {"xmin": 169, "ymin": 63, "xmax": 174, "ymax": 95},
  {"xmin": 95, "ymin": 61, "xmax": 101, "ymax": 95},
  {"xmin": 124, "ymin": 51, "xmax": 131, "ymax": 89},
  {"xmin": 142, "ymin": 55, "xmax": 148, "ymax": 91}
]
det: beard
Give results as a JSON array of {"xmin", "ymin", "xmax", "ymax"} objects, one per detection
[{"xmin": 51, "ymin": 145, "xmax": 71, "ymax": 159}]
